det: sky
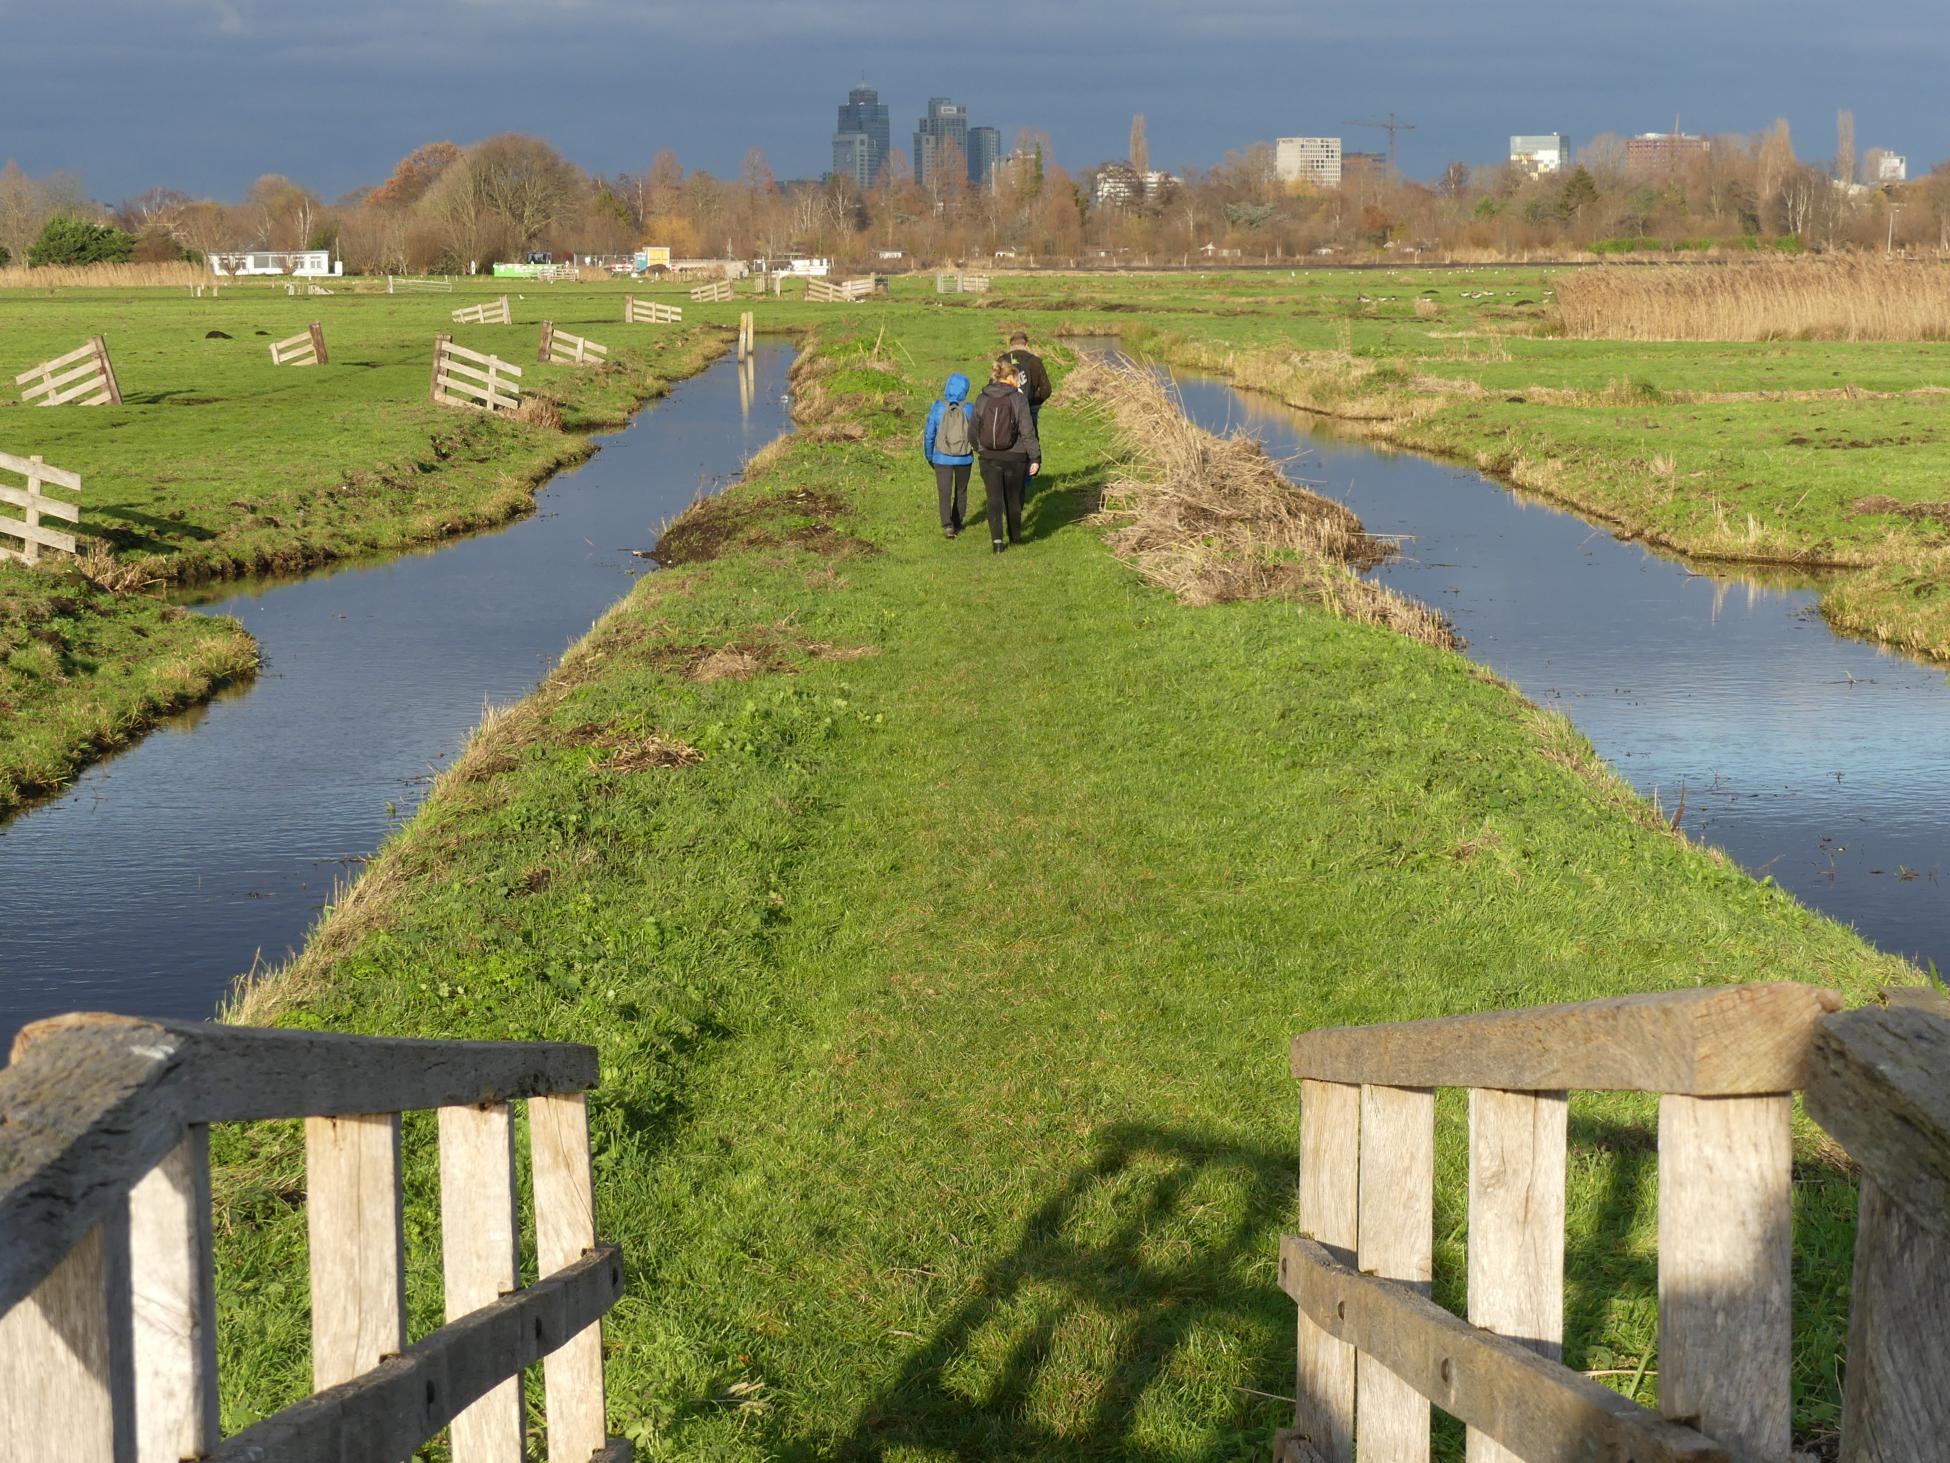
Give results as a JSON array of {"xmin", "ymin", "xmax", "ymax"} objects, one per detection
[{"xmin": 1, "ymin": 0, "xmax": 1944, "ymax": 203}]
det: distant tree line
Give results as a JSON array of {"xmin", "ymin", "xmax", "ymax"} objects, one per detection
[{"xmin": 1, "ymin": 116, "xmax": 1944, "ymax": 276}]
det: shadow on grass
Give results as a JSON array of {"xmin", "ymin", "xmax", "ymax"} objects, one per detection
[
  {"xmin": 90, "ymin": 503, "xmax": 218, "ymax": 552},
  {"xmin": 796, "ymin": 1122, "xmax": 1295, "ymax": 1461}
]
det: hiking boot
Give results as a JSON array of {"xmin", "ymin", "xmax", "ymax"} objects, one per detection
[
  {"xmin": 992, "ymin": 539, "xmax": 1005, "ymax": 554},
  {"xmin": 944, "ymin": 526, "xmax": 958, "ymax": 540}
]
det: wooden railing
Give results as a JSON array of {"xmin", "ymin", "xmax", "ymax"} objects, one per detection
[
  {"xmin": 623, "ymin": 295, "xmax": 681, "ymax": 325},
  {"xmin": 538, "ymin": 321, "xmax": 609, "ymax": 367},
  {"xmin": 16, "ymin": 336, "xmax": 121, "ymax": 407},
  {"xmin": 689, "ymin": 279, "xmax": 734, "ymax": 303},
  {"xmin": 268, "ymin": 323, "xmax": 327, "ymax": 367},
  {"xmin": 0, "ymin": 450, "xmax": 84, "ymax": 565},
  {"xmin": 805, "ymin": 277, "xmax": 873, "ymax": 303},
  {"xmin": 0, "ymin": 1012, "xmax": 629, "ymax": 1463},
  {"xmin": 452, "ymin": 295, "xmax": 512, "ymax": 326},
  {"xmin": 431, "ymin": 334, "xmax": 523, "ymax": 414},
  {"xmin": 1277, "ymin": 981, "xmax": 1949, "ymax": 1463}
]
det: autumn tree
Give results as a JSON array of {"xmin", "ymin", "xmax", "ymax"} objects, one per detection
[{"xmin": 369, "ymin": 143, "xmax": 461, "ymax": 210}]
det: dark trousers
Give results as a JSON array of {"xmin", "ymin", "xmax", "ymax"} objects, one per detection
[
  {"xmin": 979, "ymin": 455, "xmax": 1028, "ymax": 544},
  {"xmin": 1027, "ymin": 403, "xmax": 1043, "ymax": 486},
  {"xmin": 934, "ymin": 463, "xmax": 970, "ymax": 530}
]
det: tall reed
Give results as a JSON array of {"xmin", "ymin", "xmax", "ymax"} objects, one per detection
[
  {"xmin": 1555, "ymin": 259, "xmax": 1950, "ymax": 341},
  {"xmin": 0, "ymin": 262, "xmax": 215, "ymax": 290}
]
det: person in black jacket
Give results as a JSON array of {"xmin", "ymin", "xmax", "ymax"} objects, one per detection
[
  {"xmin": 1006, "ymin": 331, "xmax": 1052, "ymax": 492},
  {"xmin": 973, "ymin": 356, "xmax": 1041, "ymax": 553}
]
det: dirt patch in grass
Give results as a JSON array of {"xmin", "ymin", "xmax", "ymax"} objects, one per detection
[
  {"xmin": 653, "ymin": 486, "xmax": 875, "ymax": 566},
  {"xmin": 564, "ymin": 722, "xmax": 703, "ymax": 771},
  {"xmin": 1851, "ymin": 494, "xmax": 1950, "ymax": 526}
]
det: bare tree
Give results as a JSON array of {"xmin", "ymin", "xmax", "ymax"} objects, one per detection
[{"xmin": 468, "ymin": 134, "xmax": 580, "ymax": 249}]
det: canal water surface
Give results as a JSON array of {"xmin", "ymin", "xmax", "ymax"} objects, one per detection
[
  {"xmin": 0, "ymin": 345, "xmax": 794, "ymax": 1044},
  {"xmin": 1172, "ymin": 373, "xmax": 1948, "ymax": 975}
]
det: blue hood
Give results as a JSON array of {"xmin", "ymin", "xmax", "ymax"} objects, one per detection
[{"xmin": 943, "ymin": 372, "xmax": 970, "ymax": 404}]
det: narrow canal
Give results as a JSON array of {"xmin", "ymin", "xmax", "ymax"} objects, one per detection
[
  {"xmin": 1173, "ymin": 373, "xmax": 1947, "ymax": 975},
  {"xmin": 0, "ymin": 345, "xmax": 795, "ymax": 1044}
]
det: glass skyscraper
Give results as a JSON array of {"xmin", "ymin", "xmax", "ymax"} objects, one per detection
[
  {"xmin": 832, "ymin": 84, "xmax": 891, "ymax": 188},
  {"xmin": 967, "ymin": 126, "xmax": 1002, "ymax": 188},
  {"xmin": 913, "ymin": 97, "xmax": 970, "ymax": 189}
]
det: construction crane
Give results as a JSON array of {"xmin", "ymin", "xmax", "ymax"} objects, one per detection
[{"xmin": 1347, "ymin": 113, "xmax": 1417, "ymax": 172}]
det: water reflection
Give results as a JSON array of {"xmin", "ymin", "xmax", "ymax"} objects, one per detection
[
  {"xmin": 1173, "ymin": 375, "xmax": 1948, "ymax": 974},
  {"xmin": 0, "ymin": 346, "xmax": 796, "ymax": 1044}
]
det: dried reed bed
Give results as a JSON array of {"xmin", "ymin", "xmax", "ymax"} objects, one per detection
[
  {"xmin": 0, "ymin": 261, "xmax": 215, "ymax": 290},
  {"xmin": 1060, "ymin": 356, "xmax": 1456, "ymax": 648},
  {"xmin": 1556, "ymin": 259, "xmax": 1950, "ymax": 341}
]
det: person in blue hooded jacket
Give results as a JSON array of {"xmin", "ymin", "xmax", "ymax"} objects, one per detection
[{"xmin": 922, "ymin": 372, "xmax": 975, "ymax": 539}]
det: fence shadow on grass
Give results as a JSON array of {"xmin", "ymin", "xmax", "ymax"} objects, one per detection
[
  {"xmin": 795, "ymin": 1121, "xmax": 1296, "ymax": 1462},
  {"xmin": 1015, "ymin": 456, "xmax": 1108, "ymax": 546}
]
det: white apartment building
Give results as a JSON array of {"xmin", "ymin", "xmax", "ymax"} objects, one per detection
[
  {"xmin": 1876, "ymin": 153, "xmax": 1908, "ymax": 183},
  {"xmin": 1276, "ymin": 137, "xmax": 1342, "ymax": 189},
  {"xmin": 1510, "ymin": 134, "xmax": 1570, "ymax": 176}
]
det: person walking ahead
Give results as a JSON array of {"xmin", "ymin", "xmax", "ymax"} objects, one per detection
[
  {"xmin": 974, "ymin": 356, "xmax": 1041, "ymax": 554},
  {"xmin": 923, "ymin": 371, "xmax": 975, "ymax": 538},
  {"xmin": 1006, "ymin": 331, "xmax": 1053, "ymax": 491}
]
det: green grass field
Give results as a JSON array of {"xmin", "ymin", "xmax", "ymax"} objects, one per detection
[
  {"xmin": 211, "ymin": 309, "xmax": 1912, "ymax": 1459},
  {"xmin": 0, "ymin": 278, "xmax": 799, "ymax": 812}
]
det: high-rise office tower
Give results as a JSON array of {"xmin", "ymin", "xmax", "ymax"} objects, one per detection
[
  {"xmin": 832, "ymin": 83, "xmax": 891, "ymax": 187},
  {"xmin": 914, "ymin": 97, "xmax": 970, "ymax": 189},
  {"xmin": 967, "ymin": 126, "xmax": 1002, "ymax": 188}
]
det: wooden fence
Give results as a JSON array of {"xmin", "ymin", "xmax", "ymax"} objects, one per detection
[
  {"xmin": 624, "ymin": 295, "xmax": 681, "ymax": 325},
  {"xmin": 935, "ymin": 272, "xmax": 991, "ymax": 294},
  {"xmin": 1277, "ymin": 981, "xmax": 1950, "ymax": 1463},
  {"xmin": 431, "ymin": 334, "xmax": 523, "ymax": 414},
  {"xmin": 736, "ymin": 311, "xmax": 754, "ymax": 363},
  {"xmin": 16, "ymin": 337, "xmax": 121, "ymax": 407},
  {"xmin": 452, "ymin": 295, "xmax": 512, "ymax": 326},
  {"xmin": 268, "ymin": 323, "xmax": 328, "ymax": 367},
  {"xmin": 805, "ymin": 277, "xmax": 874, "ymax": 303},
  {"xmin": 538, "ymin": 321, "xmax": 609, "ymax": 367},
  {"xmin": 0, "ymin": 1013, "xmax": 630, "ymax": 1462},
  {"xmin": 387, "ymin": 275, "xmax": 454, "ymax": 294},
  {"xmin": 0, "ymin": 450, "xmax": 83, "ymax": 564},
  {"xmin": 690, "ymin": 279, "xmax": 735, "ymax": 303}
]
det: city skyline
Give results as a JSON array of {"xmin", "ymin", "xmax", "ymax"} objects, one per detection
[{"xmin": 0, "ymin": 2, "xmax": 1944, "ymax": 200}]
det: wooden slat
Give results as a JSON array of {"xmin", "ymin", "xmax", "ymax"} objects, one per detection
[
  {"xmin": 1, "ymin": 1016, "xmax": 596, "ymax": 1316},
  {"xmin": 93, "ymin": 336, "xmax": 122, "ymax": 404},
  {"xmin": 43, "ymin": 373, "xmax": 115, "ymax": 407},
  {"xmin": 439, "ymin": 356, "xmax": 500, "ymax": 386},
  {"xmin": 1839, "ymin": 1175, "xmax": 1950, "ymax": 1462},
  {"xmin": 129, "ymin": 1127, "xmax": 217, "ymax": 1463},
  {"xmin": 441, "ymin": 340, "xmax": 523, "ymax": 374},
  {"xmin": 0, "ymin": 450, "xmax": 82, "ymax": 488},
  {"xmin": 533, "ymin": 1093, "xmax": 605, "ymax": 1463},
  {"xmin": 0, "ymin": 484, "xmax": 81, "ymax": 521},
  {"xmin": 1279, "ymin": 1234, "xmax": 1728, "ymax": 1463},
  {"xmin": 0, "ymin": 1203, "xmax": 136, "ymax": 1463},
  {"xmin": 440, "ymin": 1104, "xmax": 523, "ymax": 1463},
  {"xmin": 1466, "ymin": 1088, "xmax": 1566, "ymax": 1463},
  {"xmin": 1290, "ymin": 983, "xmax": 1842, "ymax": 1094},
  {"xmin": 1657, "ymin": 1094, "xmax": 1791, "ymax": 1461},
  {"xmin": 305, "ymin": 1112, "xmax": 405, "ymax": 1391},
  {"xmin": 1358, "ymin": 1084, "xmax": 1435, "ymax": 1461},
  {"xmin": 13, "ymin": 341, "xmax": 101, "ymax": 382},
  {"xmin": 272, "ymin": 331, "xmax": 313, "ymax": 352},
  {"xmin": 436, "ymin": 377, "xmax": 518, "ymax": 411},
  {"xmin": 206, "ymin": 1246, "xmax": 623, "ymax": 1463},
  {"xmin": 1296, "ymin": 1080, "xmax": 1358, "ymax": 1463},
  {"xmin": 308, "ymin": 322, "xmax": 328, "ymax": 366},
  {"xmin": 1804, "ymin": 1003, "xmax": 1950, "ymax": 1237},
  {"xmin": 21, "ymin": 356, "xmax": 104, "ymax": 397},
  {"xmin": 0, "ymin": 517, "xmax": 78, "ymax": 554}
]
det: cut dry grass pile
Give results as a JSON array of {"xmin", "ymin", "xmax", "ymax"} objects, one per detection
[
  {"xmin": 1060, "ymin": 356, "xmax": 1456, "ymax": 647},
  {"xmin": 1556, "ymin": 259, "xmax": 1950, "ymax": 341},
  {"xmin": 0, "ymin": 261, "xmax": 213, "ymax": 290}
]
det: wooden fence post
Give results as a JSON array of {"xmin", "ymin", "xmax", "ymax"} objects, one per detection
[
  {"xmin": 440, "ymin": 1103, "xmax": 523, "ymax": 1463},
  {"xmin": 304, "ymin": 1113, "xmax": 406, "ymax": 1391},
  {"xmin": 129, "ymin": 1127, "xmax": 218, "ymax": 1463},
  {"xmin": 308, "ymin": 322, "xmax": 328, "ymax": 366},
  {"xmin": 1295, "ymin": 1079, "xmax": 1359, "ymax": 1463},
  {"xmin": 23, "ymin": 455, "xmax": 43, "ymax": 564},
  {"xmin": 1840, "ymin": 1177, "xmax": 1950, "ymax": 1462},
  {"xmin": 1657, "ymin": 1094, "xmax": 1792, "ymax": 1462},
  {"xmin": 91, "ymin": 336, "xmax": 122, "ymax": 406},
  {"xmin": 538, "ymin": 321, "xmax": 555, "ymax": 364},
  {"xmin": 0, "ymin": 1201, "xmax": 136, "ymax": 1463},
  {"xmin": 532, "ymin": 1093, "xmax": 605, "ymax": 1463},
  {"xmin": 431, "ymin": 334, "xmax": 451, "ymax": 404},
  {"xmin": 1358, "ymin": 1084, "xmax": 1435, "ymax": 1463},
  {"xmin": 1466, "ymin": 1089, "xmax": 1567, "ymax": 1463}
]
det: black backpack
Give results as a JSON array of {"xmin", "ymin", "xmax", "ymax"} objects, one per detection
[{"xmin": 975, "ymin": 390, "xmax": 1019, "ymax": 453}]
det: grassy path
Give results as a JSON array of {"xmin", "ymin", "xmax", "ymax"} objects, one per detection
[{"xmin": 219, "ymin": 317, "xmax": 1908, "ymax": 1458}]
